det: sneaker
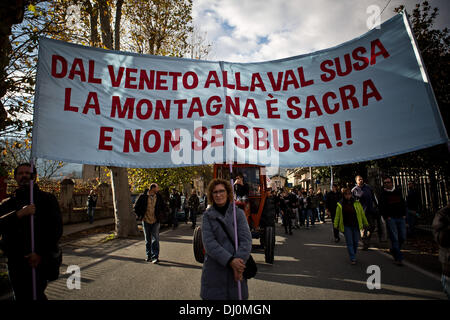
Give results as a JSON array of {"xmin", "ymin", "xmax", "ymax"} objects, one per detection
[
  {"xmin": 151, "ymin": 258, "xmax": 159, "ymax": 264},
  {"xmin": 351, "ymin": 260, "xmax": 357, "ymax": 265}
]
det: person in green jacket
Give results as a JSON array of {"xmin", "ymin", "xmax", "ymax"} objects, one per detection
[{"xmin": 334, "ymin": 188, "xmax": 369, "ymax": 265}]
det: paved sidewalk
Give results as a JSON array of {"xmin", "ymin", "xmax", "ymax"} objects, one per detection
[{"xmin": 62, "ymin": 218, "xmax": 116, "ymax": 237}]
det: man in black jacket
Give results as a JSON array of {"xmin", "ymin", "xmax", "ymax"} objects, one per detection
[
  {"xmin": 0, "ymin": 163, "xmax": 63, "ymax": 300},
  {"xmin": 168, "ymin": 188, "xmax": 181, "ymax": 229},
  {"xmin": 379, "ymin": 176, "xmax": 407, "ymax": 266},
  {"xmin": 134, "ymin": 183, "xmax": 167, "ymax": 263}
]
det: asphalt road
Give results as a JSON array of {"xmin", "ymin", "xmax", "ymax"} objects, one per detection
[{"xmin": 43, "ymin": 217, "xmax": 446, "ymax": 300}]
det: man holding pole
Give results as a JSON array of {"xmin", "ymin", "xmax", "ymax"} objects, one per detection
[{"xmin": 0, "ymin": 163, "xmax": 63, "ymax": 300}]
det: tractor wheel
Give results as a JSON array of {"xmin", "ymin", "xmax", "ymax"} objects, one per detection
[
  {"xmin": 193, "ymin": 226, "xmax": 205, "ymax": 263},
  {"xmin": 264, "ymin": 226, "xmax": 275, "ymax": 264}
]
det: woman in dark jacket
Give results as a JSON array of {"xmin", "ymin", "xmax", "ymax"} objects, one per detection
[{"xmin": 200, "ymin": 178, "xmax": 252, "ymax": 300}]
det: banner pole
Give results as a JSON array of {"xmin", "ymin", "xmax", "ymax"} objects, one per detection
[
  {"xmin": 330, "ymin": 166, "xmax": 333, "ymax": 190},
  {"xmin": 229, "ymin": 162, "xmax": 242, "ymax": 300},
  {"xmin": 30, "ymin": 158, "xmax": 37, "ymax": 300}
]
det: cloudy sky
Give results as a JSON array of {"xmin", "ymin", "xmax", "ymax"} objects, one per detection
[{"xmin": 192, "ymin": 0, "xmax": 450, "ymax": 63}]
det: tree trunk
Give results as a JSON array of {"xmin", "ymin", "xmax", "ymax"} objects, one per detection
[
  {"xmin": 85, "ymin": 0, "xmax": 100, "ymax": 47},
  {"xmin": 96, "ymin": 0, "xmax": 136, "ymax": 237},
  {"xmin": 110, "ymin": 166, "xmax": 138, "ymax": 237},
  {"xmin": 114, "ymin": 0, "xmax": 124, "ymax": 51},
  {"xmin": 98, "ymin": 0, "xmax": 113, "ymax": 49}
]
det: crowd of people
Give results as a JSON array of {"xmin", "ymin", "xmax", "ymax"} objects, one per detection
[
  {"xmin": 1, "ymin": 164, "xmax": 448, "ymax": 300},
  {"xmin": 268, "ymin": 175, "xmax": 425, "ymax": 268},
  {"xmin": 132, "ymin": 173, "xmax": 448, "ymax": 300}
]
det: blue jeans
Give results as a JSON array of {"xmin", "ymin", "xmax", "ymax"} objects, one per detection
[
  {"xmin": 87, "ymin": 207, "xmax": 95, "ymax": 224},
  {"xmin": 442, "ymin": 275, "xmax": 450, "ymax": 300},
  {"xmin": 142, "ymin": 221, "xmax": 160, "ymax": 260},
  {"xmin": 386, "ymin": 218, "xmax": 406, "ymax": 262},
  {"xmin": 305, "ymin": 209, "xmax": 314, "ymax": 227},
  {"xmin": 344, "ymin": 226, "xmax": 360, "ymax": 261}
]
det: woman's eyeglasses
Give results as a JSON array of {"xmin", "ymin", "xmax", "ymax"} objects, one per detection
[{"xmin": 213, "ymin": 189, "xmax": 226, "ymax": 195}]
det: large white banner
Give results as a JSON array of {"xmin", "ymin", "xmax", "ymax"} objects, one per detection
[{"xmin": 32, "ymin": 13, "xmax": 448, "ymax": 168}]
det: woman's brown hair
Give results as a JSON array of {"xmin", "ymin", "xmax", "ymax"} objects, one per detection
[{"xmin": 207, "ymin": 178, "xmax": 234, "ymax": 205}]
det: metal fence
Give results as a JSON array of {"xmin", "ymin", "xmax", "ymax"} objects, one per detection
[{"xmin": 370, "ymin": 168, "xmax": 449, "ymax": 225}]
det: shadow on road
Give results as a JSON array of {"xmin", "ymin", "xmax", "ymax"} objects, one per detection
[{"xmin": 251, "ymin": 221, "xmax": 444, "ymax": 300}]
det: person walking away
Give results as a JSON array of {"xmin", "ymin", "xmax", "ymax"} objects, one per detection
[
  {"xmin": 311, "ymin": 188, "xmax": 321, "ymax": 223},
  {"xmin": 297, "ymin": 189, "xmax": 305, "ymax": 227},
  {"xmin": 86, "ymin": 189, "xmax": 98, "ymax": 224},
  {"xmin": 188, "ymin": 189, "xmax": 200, "ymax": 229},
  {"xmin": 406, "ymin": 181, "xmax": 421, "ymax": 238},
  {"xmin": 326, "ymin": 184, "xmax": 342, "ymax": 242},
  {"xmin": 317, "ymin": 188, "xmax": 326, "ymax": 223},
  {"xmin": 260, "ymin": 188, "xmax": 276, "ymax": 230},
  {"xmin": 432, "ymin": 203, "xmax": 450, "ymax": 299},
  {"xmin": 288, "ymin": 190, "xmax": 299, "ymax": 229},
  {"xmin": 272, "ymin": 190, "xmax": 281, "ymax": 224},
  {"xmin": 352, "ymin": 175, "xmax": 381, "ymax": 250},
  {"xmin": 378, "ymin": 176, "xmax": 407, "ymax": 266},
  {"xmin": 0, "ymin": 163, "xmax": 63, "ymax": 300},
  {"xmin": 334, "ymin": 188, "xmax": 369, "ymax": 265},
  {"xmin": 180, "ymin": 192, "xmax": 187, "ymax": 223},
  {"xmin": 134, "ymin": 183, "xmax": 167, "ymax": 264},
  {"xmin": 201, "ymin": 179, "xmax": 252, "ymax": 300},
  {"xmin": 280, "ymin": 190, "xmax": 292, "ymax": 235},
  {"xmin": 305, "ymin": 189, "xmax": 315, "ymax": 229},
  {"xmin": 168, "ymin": 188, "xmax": 181, "ymax": 229}
]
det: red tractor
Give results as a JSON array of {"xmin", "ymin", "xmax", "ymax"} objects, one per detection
[{"xmin": 193, "ymin": 163, "xmax": 276, "ymax": 264}]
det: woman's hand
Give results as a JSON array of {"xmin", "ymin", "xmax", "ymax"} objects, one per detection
[{"xmin": 230, "ymin": 258, "xmax": 245, "ymax": 281}]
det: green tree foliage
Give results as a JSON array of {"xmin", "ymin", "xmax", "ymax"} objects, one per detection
[
  {"xmin": 377, "ymin": 2, "xmax": 450, "ymax": 176},
  {"xmin": 396, "ymin": 1, "xmax": 449, "ymax": 132},
  {"xmin": 128, "ymin": 165, "xmax": 212, "ymax": 193},
  {"xmin": 1, "ymin": 1, "xmax": 53, "ymax": 138},
  {"xmin": 123, "ymin": 0, "xmax": 193, "ymax": 56}
]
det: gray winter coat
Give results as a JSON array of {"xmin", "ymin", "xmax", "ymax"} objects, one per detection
[{"xmin": 200, "ymin": 203, "xmax": 252, "ymax": 300}]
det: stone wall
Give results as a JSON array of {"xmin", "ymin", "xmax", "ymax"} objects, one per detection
[{"xmin": 59, "ymin": 179, "xmax": 114, "ymax": 224}]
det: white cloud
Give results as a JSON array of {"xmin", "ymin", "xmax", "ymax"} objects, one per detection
[{"xmin": 193, "ymin": 0, "xmax": 450, "ymax": 63}]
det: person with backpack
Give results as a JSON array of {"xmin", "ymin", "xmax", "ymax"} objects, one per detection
[{"xmin": 352, "ymin": 175, "xmax": 382, "ymax": 250}]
